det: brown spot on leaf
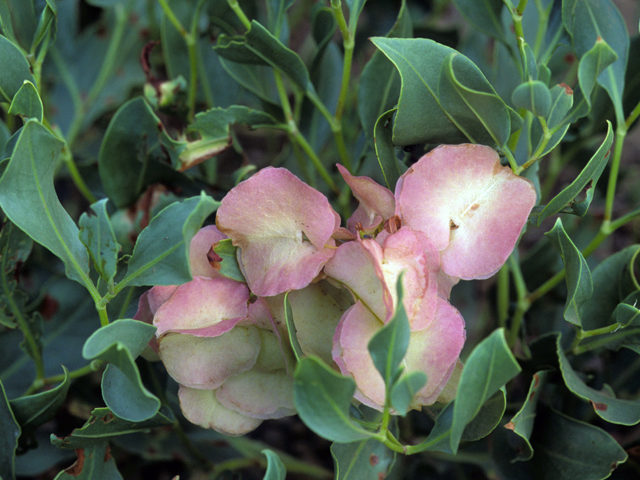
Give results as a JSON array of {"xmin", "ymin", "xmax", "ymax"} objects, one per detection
[
  {"xmin": 378, "ymin": 473, "xmax": 386, "ymax": 480},
  {"xmin": 39, "ymin": 294, "xmax": 59, "ymax": 320},
  {"xmin": 449, "ymin": 219, "xmax": 459, "ymax": 230},
  {"xmin": 564, "ymin": 53, "xmax": 576, "ymax": 64},
  {"xmin": 533, "ymin": 373, "xmax": 540, "ymax": 387},
  {"xmin": 559, "ymin": 82, "xmax": 573, "ymax": 95},
  {"xmin": 102, "ymin": 413, "xmax": 114, "ymax": 423},
  {"xmin": 470, "ymin": 203, "xmax": 480, "ymax": 211},
  {"xmin": 504, "ymin": 421, "xmax": 515, "ymax": 431},
  {"xmin": 104, "ymin": 445, "xmax": 112, "ymax": 462},
  {"xmin": 65, "ymin": 449, "xmax": 86, "ymax": 476},
  {"xmin": 591, "ymin": 400, "xmax": 608, "ymax": 411},
  {"xmin": 369, "ymin": 454, "xmax": 379, "ymax": 466}
]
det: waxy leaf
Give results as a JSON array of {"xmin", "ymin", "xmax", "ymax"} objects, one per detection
[
  {"xmin": 505, "ymin": 370, "xmax": 550, "ymax": 462},
  {"xmin": 558, "ymin": 337, "xmax": 640, "ymax": 425},
  {"xmin": 331, "ymin": 438, "xmax": 395, "ymax": 480},
  {"xmin": 79, "ymin": 199, "xmax": 120, "ymax": 283},
  {"xmin": 529, "ymin": 408, "xmax": 627, "ymax": 479},
  {"xmin": 534, "ymin": 121, "xmax": 613, "ymax": 225},
  {"xmin": 368, "ymin": 276, "xmax": 410, "ymax": 391},
  {"xmin": 0, "ymin": 379, "xmax": 20, "ymax": 480},
  {"xmin": 10, "ymin": 366, "xmax": 69, "ymax": 432},
  {"xmin": 438, "ymin": 52, "xmax": 513, "ymax": 147},
  {"xmin": 511, "ymin": 81, "xmax": 552, "ymax": 117},
  {"xmin": 212, "ymin": 239, "xmax": 246, "ymax": 283},
  {"xmin": 0, "ymin": 221, "xmax": 33, "ymax": 328},
  {"xmin": 452, "ymin": 0, "xmax": 507, "ymax": 45},
  {"xmin": 8, "ymin": 81, "xmax": 43, "ymax": 122},
  {"xmin": 563, "ymin": 0, "xmax": 629, "ymax": 123},
  {"xmin": 390, "ymin": 371, "xmax": 427, "ymax": 416},
  {"xmin": 83, "ymin": 320, "xmax": 160, "ymax": 422},
  {"xmin": 294, "ymin": 356, "xmax": 372, "ymax": 443},
  {"xmin": 284, "ymin": 292, "xmax": 304, "ymax": 362},
  {"xmin": 262, "ymin": 449, "xmax": 286, "ymax": 480},
  {"xmin": 98, "ymin": 97, "xmax": 187, "ymax": 208},
  {"xmin": 0, "ymin": 34, "xmax": 35, "ymax": 102},
  {"xmin": 345, "ymin": 0, "xmax": 368, "ymax": 30},
  {"xmin": 122, "ymin": 194, "xmax": 219, "ymax": 288},
  {"xmin": 357, "ymin": 0, "xmax": 410, "ymax": 141},
  {"xmin": 450, "ymin": 329, "xmax": 520, "ymax": 452},
  {"xmin": 53, "ymin": 441, "xmax": 123, "ymax": 479},
  {"xmin": 266, "ymin": 0, "xmax": 294, "ymax": 39},
  {"xmin": 372, "ymin": 37, "xmax": 517, "ymax": 147},
  {"xmin": 51, "ymin": 407, "xmax": 174, "ymax": 449},
  {"xmin": 581, "ymin": 245, "xmax": 640, "ymax": 330},
  {"xmin": 373, "ymin": 109, "xmax": 400, "ymax": 190},
  {"xmin": 545, "ymin": 219, "xmax": 593, "ymax": 326},
  {"xmin": 415, "ymin": 389, "xmax": 506, "ymax": 454},
  {"xmin": 530, "ymin": 84, "xmax": 574, "ymax": 158},
  {"xmin": 0, "ymin": 120, "xmax": 91, "ymax": 288},
  {"xmin": 578, "ymin": 38, "xmax": 618, "ymax": 106}
]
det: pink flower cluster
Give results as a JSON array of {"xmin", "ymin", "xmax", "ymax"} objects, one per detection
[{"xmin": 135, "ymin": 144, "xmax": 536, "ymax": 435}]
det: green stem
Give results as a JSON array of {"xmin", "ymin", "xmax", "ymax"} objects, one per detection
[
  {"xmin": 626, "ymin": 100, "xmax": 640, "ymax": 129},
  {"xmin": 306, "ymin": 91, "xmax": 352, "ymax": 171},
  {"xmin": 497, "ymin": 263, "xmax": 510, "ymax": 329},
  {"xmin": 572, "ymin": 328, "xmax": 640, "ymax": 355},
  {"xmin": 157, "ymin": 0, "xmax": 187, "ymax": 35},
  {"xmin": 603, "ymin": 125, "xmax": 627, "ymax": 224},
  {"xmin": 507, "ymin": 254, "xmax": 531, "ymax": 346},
  {"xmin": 226, "ymin": 0, "xmax": 252, "ymax": 30},
  {"xmin": 66, "ymin": 4, "xmax": 130, "ymax": 147},
  {"xmin": 23, "ymin": 360, "xmax": 104, "ymax": 396},
  {"xmin": 331, "ymin": 0, "xmax": 354, "ymax": 123},
  {"xmin": 517, "ymin": 116, "xmax": 550, "ymax": 173}
]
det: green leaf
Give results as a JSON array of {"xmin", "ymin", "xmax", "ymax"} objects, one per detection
[
  {"xmin": 217, "ymin": 57, "xmax": 280, "ymax": 105},
  {"xmin": 10, "ymin": 366, "xmax": 70, "ymax": 432},
  {"xmin": 0, "ymin": 120, "xmax": 91, "ymax": 288},
  {"xmin": 520, "ymin": 41, "xmax": 538, "ymax": 81},
  {"xmin": 529, "ymin": 84, "xmax": 574, "ymax": 159},
  {"xmin": 311, "ymin": 6, "xmax": 337, "ymax": 63},
  {"xmin": 450, "ymin": 329, "xmax": 520, "ymax": 452},
  {"xmin": 545, "ymin": 219, "xmax": 593, "ymax": 326},
  {"xmin": 183, "ymin": 106, "xmax": 279, "ymax": 170},
  {"xmin": 0, "ymin": 379, "xmax": 20, "ymax": 480},
  {"xmin": 452, "ymin": 0, "xmax": 507, "ymax": 44},
  {"xmin": 284, "ymin": 292, "xmax": 304, "ymax": 363},
  {"xmin": 8, "ymin": 81, "xmax": 43, "ymax": 121},
  {"xmin": 82, "ymin": 320, "xmax": 160, "ymax": 422},
  {"xmin": 53, "ymin": 441, "xmax": 123, "ymax": 479},
  {"xmin": 415, "ymin": 389, "xmax": 506, "ymax": 454},
  {"xmin": 563, "ymin": 0, "xmax": 629, "ymax": 124},
  {"xmin": 534, "ymin": 121, "xmax": 613, "ymax": 225},
  {"xmin": 345, "ymin": 0, "xmax": 368, "ymax": 30},
  {"xmin": 266, "ymin": 0, "xmax": 294, "ymax": 39},
  {"xmin": 331, "ymin": 437, "xmax": 395, "ymax": 480},
  {"xmin": 558, "ymin": 338, "xmax": 640, "ymax": 425},
  {"xmin": 614, "ymin": 294, "xmax": 640, "ymax": 327},
  {"xmin": 373, "ymin": 109, "xmax": 400, "ymax": 190},
  {"xmin": 0, "ymin": 221, "xmax": 33, "ymax": 329},
  {"xmin": 505, "ymin": 370, "xmax": 550, "ymax": 462},
  {"xmin": 372, "ymin": 37, "xmax": 515, "ymax": 147},
  {"xmin": 438, "ymin": 52, "xmax": 513, "ymax": 146},
  {"xmin": 245, "ymin": 20, "xmax": 310, "ymax": 93},
  {"xmin": 357, "ymin": 0, "xmax": 411, "ymax": 141},
  {"xmin": 211, "ymin": 238, "xmax": 246, "ymax": 282},
  {"xmin": 0, "ymin": 34, "xmax": 35, "ymax": 102},
  {"xmin": 578, "ymin": 38, "xmax": 618, "ymax": 107},
  {"xmin": 79, "ymin": 199, "xmax": 120, "ymax": 283},
  {"xmin": 262, "ymin": 449, "xmax": 286, "ymax": 480},
  {"xmin": 294, "ymin": 356, "xmax": 372, "ymax": 443},
  {"xmin": 29, "ymin": 0, "xmax": 56, "ymax": 54},
  {"xmin": 51, "ymin": 407, "xmax": 174, "ymax": 449},
  {"xmin": 121, "ymin": 193, "xmax": 219, "ymax": 288},
  {"xmin": 529, "ymin": 408, "xmax": 627, "ymax": 479},
  {"xmin": 511, "ymin": 81, "xmax": 552, "ymax": 117},
  {"xmin": 390, "ymin": 371, "xmax": 427, "ymax": 416},
  {"xmin": 98, "ymin": 97, "xmax": 188, "ymax": 208},
  {"xmin": 368, "ymin": 275, "xmax": 410, "ymax": 391},
  {"xmin": 580, "ymin": 245, "xmax": 640, "ymax": 330}
]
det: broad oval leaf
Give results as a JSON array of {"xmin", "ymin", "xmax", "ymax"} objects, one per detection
[
  {"xmin": 262, "ymin": 449, "xmax": 286, "ymax": 480},
  {"xmin": 450, "ymin": 329, "xmax": 520, "ymax": 452},
  {"xmin": 121, "ymin": 193, "xmax": 219, "ymax": 288},
  {"xmin": 8, "ymin": 80, "xmax": 43, "ymax": 121},
  {"xmin": 294, "ymin": 356, "xmax": 372, "ymax": 443},
  {"xmin": 0, "ymin": 34, "xmax": 35, "ymax": 102},
  {"xmin": 578, "ymin": 38, "xmax": 618, "ymax": 107},
  {"xmin": 331, "ymin": 437, "xmax": 395, "ymax": 480},
  {"xmin": 545, "ymin": 219, "xmax": 593, "ymax": 326},
  {"xmin": 511, "ymin": 80, "xmax": 552, "ymax": 118},
  {"xmin": 0, "ymin": 120, "xmax": 91, "ymax": 288},
  {"xmin": 452, "ymin": 0, "xmax": 507, "ymax": 45},
  {"xmin": 52, "ymin": 441, "xmax": 123, "ymax": 479}
]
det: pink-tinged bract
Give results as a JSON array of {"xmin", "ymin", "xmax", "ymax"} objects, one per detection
[
  {"xmin": 337, "ymin": 164, "xmax": 395, "ymax": 234},
  {"xmin": 216, "ymin": 167, "xmax": 340, "ymax": 296},
  {"xmin": 395, "ymin": 144, "xmax": 536, "ymax": 279},
  {"xmin": 152, "ymin": 277, "xmax": 249, "ymax": 337},
  {"xmin": 178, "ymin": 386, "xmax": 262, "ymax": 436}
]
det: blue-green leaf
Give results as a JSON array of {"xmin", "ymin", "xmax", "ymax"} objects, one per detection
[
  {"xmin": 0, "ymin": 34, "xmax": 35, "ymax": 102},
  {"xmin": 294, "ymin": 356, "xmax": 372, "ymax": 443},
  {"xmin": 452, "ymin": 0, "xmax": 507, "ymax": 45},
  {"xmin": 8, "ymin": 81, "xmax": 43, "ymax": 121},
  {"xmin": 121, "ymin": 193, "xmax": 219, "ymax": 288},
  {"xmin": 0, "ymin": 120, "xmax": 91, "ymax": 288},
  {"xmin": 373, "ymin": 109, "xmax": 400, "ymax": 190},
  {"xmin": 79, "ymin": 199, "xmax": 120, "ymax": 283},
  {"xmin": 0, "ymin": 379, "xmax": 20, "ymax": 480},
  {"xmin": 211, "ymin": 239, "xmax": 246, "ymax": 283},
  {"xmin": 331, "ymin": 438, "xmax": 395, "ymax": 480},
  {"xmin": 545, "ymin": 219, "xmax": 593, "ymax": 326},
  {"xmin": 53, "ymin": 442, "xmax": 123, "ymax": 479},
  {"xmin": 262, "ymin": 449, "xmax": 286, "ymax": 480},
  {"xmin": 512, "ymin": 80, "xmax": 552, "ymax": 117},
  {"xmin": 390, "ymin": 371, "xmax": 427, "ymax": 416},
  {"xmin": 578, "ymin": 38, "xmax": 618, "ymax": 107}
]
